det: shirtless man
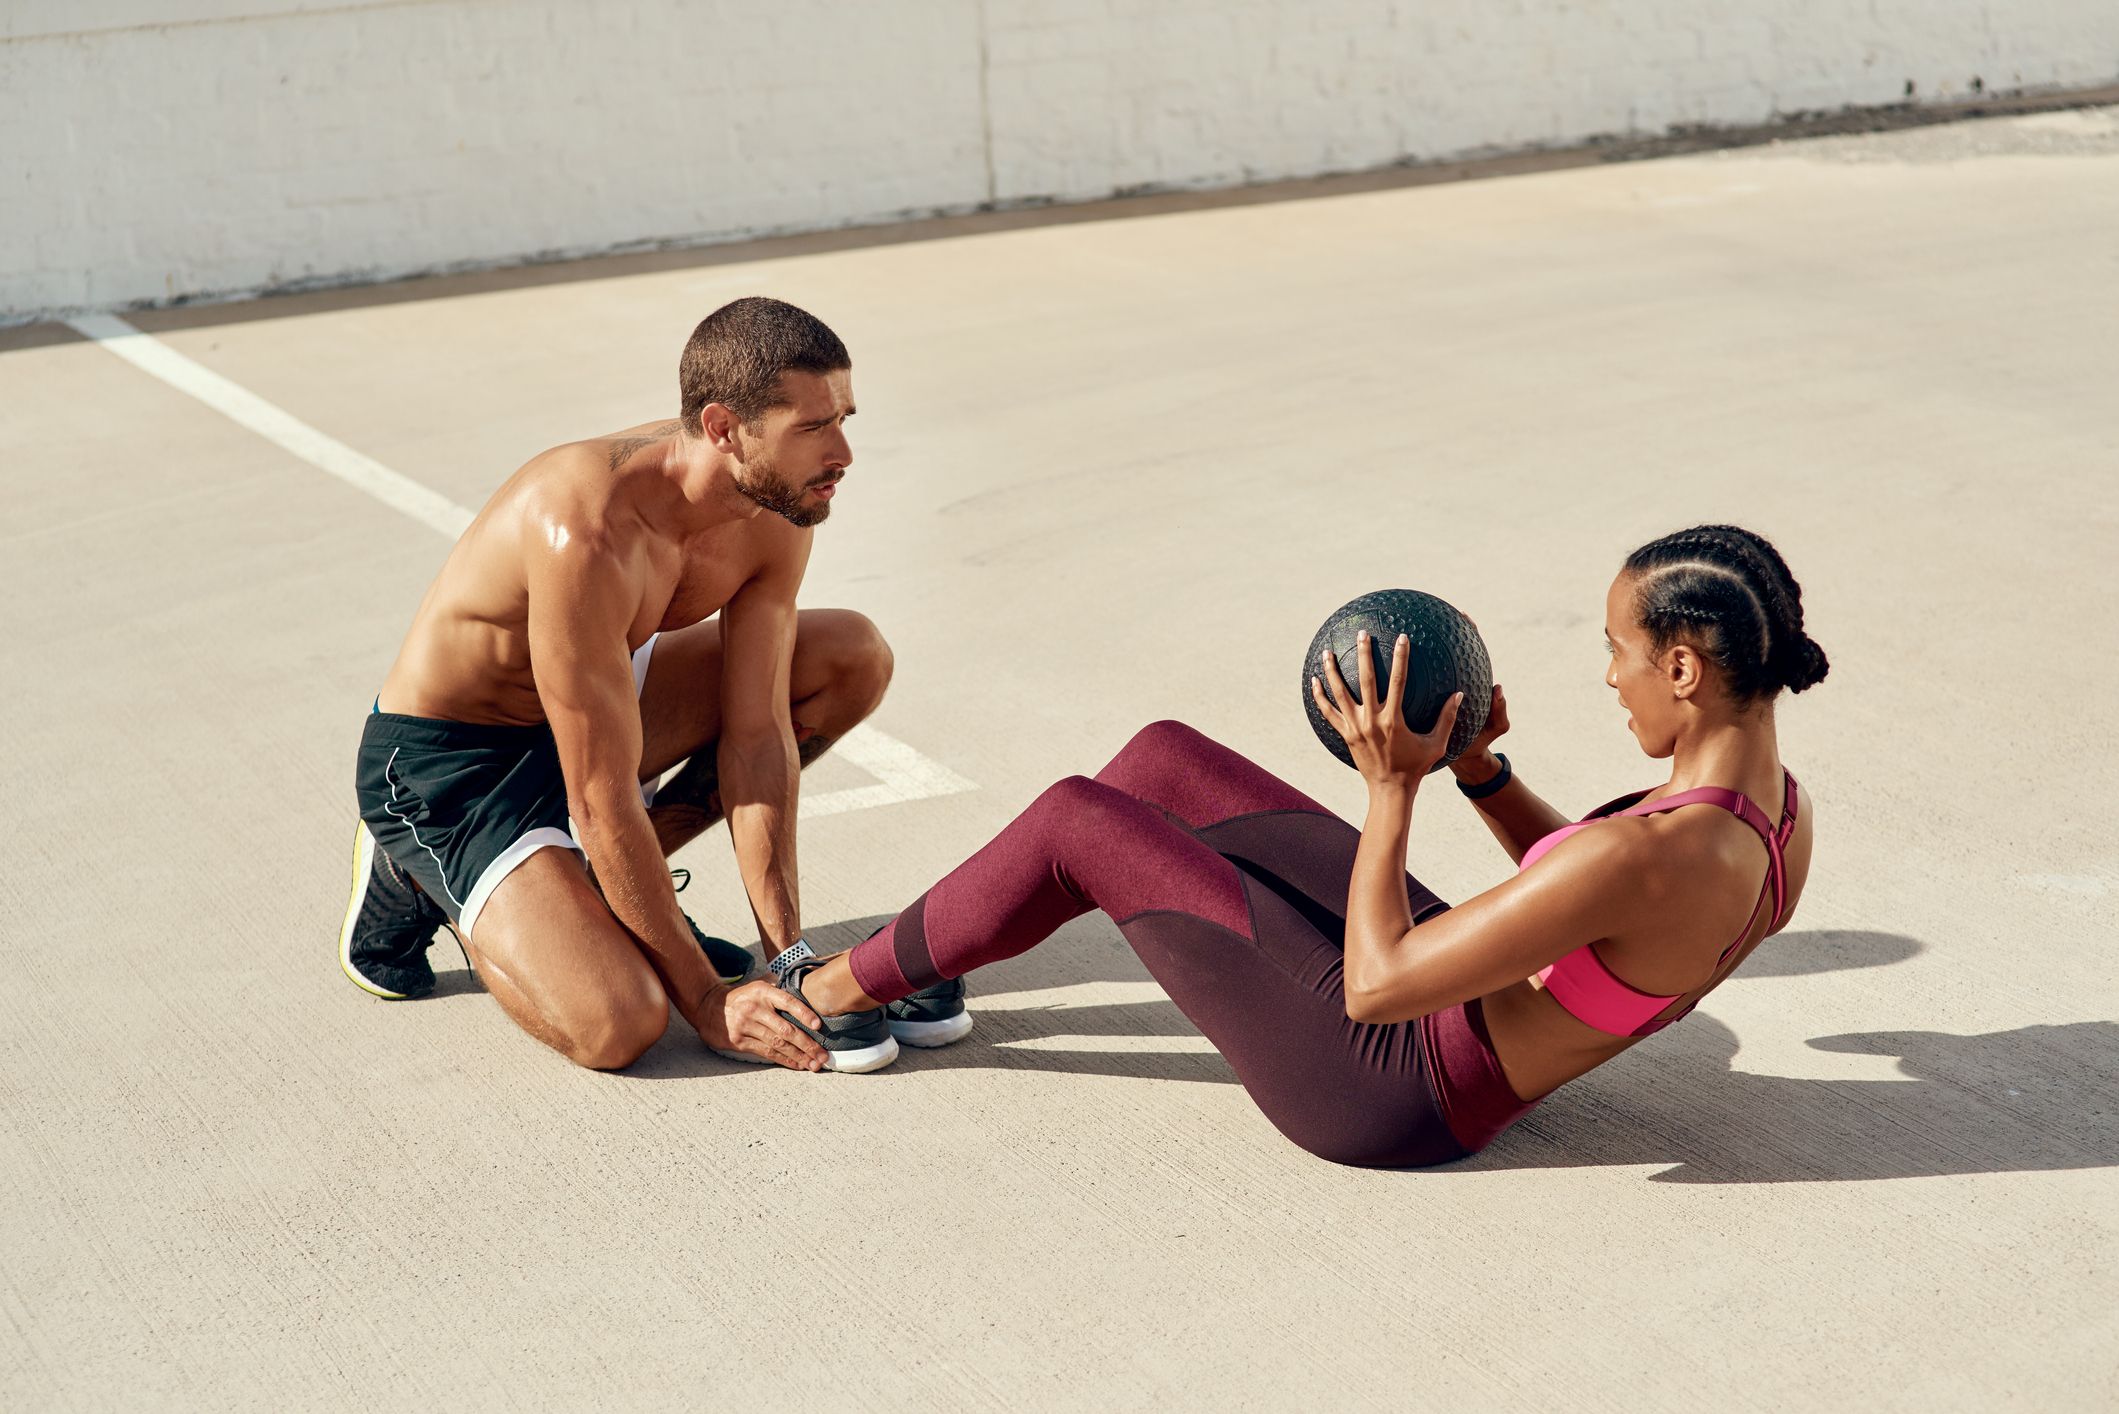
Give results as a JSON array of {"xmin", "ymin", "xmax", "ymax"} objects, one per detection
[{"xmin": 339, "ymin": 297, "xmax": 962, "ymax": 1073}]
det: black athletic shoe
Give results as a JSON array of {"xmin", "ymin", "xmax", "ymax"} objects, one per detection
[
  {"xmin": 666, "ymin": 867, "xmax": 756, "ymax": 985},
  {"xmin": 339, "ymin": 820, "xmax": 444, "ymax": 1000},
  {"xmin": 686, "ymin": 916, "xmax": 758, "ymax": 987},
  {"xmin": 886, "ymin": 976, "xmax": 974, "ymax": 1048},
  {"xmin": 712, "ymin": 955, "xmax": 899, "ymax": 1073}
]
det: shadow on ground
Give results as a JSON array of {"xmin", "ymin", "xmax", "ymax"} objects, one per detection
[
  {"xmin": 609, "ymin": 922, "xmax": 2119, "ymax": 1185},
  {"xmin": 1474, "ymin": 1016, "xmax": 2119, "ymax": 1185},
  {"xmin": 427, "ymin": 914, "xmax": 2113, "ymax": 1184},
  {"xmin": 1458, "ymin": 929, "xmax": 2119, "ymax": 1184}
]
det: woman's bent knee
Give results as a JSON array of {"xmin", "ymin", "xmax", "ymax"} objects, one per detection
[
  {"xmin": 1118, "ymin": 718, "xmax": 1210, "ymax": 761},
  {"xmin": 1032, "ymin": 773, "xmax": 1124, "ymax": 820},
  {"xmin": 1102, "ymin": 719, "xmax": 1222, "ymax": 787}
]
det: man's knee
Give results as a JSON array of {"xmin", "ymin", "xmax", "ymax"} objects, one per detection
[
  {"xmin": 807, "ymin": 609, "xmax": 894, "ymax": 709},
  {"xmin": 559, "ymin": 979, "xmax": 669, "ymax": 1072},
  {"xmin": 837, "ymin": 610, "xmax": 894, "ymax": 696}
]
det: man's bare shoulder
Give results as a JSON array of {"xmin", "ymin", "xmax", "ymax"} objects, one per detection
[
  {"xmin": 594, "ymin": 419, "xmax": 685, "ymax": 475},
  {"xmin": 505, "ymin": 422, "xmax": 679, "ymax": 553},
  {"xmin": 725, "ymin": 505, "xmax": 815, "ymax": 595}
]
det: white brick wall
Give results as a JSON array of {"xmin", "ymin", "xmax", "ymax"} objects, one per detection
[{"xmin": 5, "ymin": 0, "xmax": 2115, "ymax": 320}]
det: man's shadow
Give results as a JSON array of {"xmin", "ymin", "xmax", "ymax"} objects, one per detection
[{"xmin": 623, "ymin": 919, "xmax": 2118, "ymax": 1185}]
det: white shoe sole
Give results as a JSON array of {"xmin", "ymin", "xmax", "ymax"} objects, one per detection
[
  {"xmin": 711, "ymin": 1032, "xmax": 901, "ymax": 1073},
  {"xmin": 339, "ymin": 821, "xmax": 413, "ymax": 1000},
  {"xmin": 888, "ymin": 1010, "xmax": 974, "ymax": 1048},
  {"xmin": 825, "ymin": 1034, "xmax": 901, "ymax": 1073}
]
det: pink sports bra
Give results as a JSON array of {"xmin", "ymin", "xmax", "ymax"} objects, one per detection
[{"xmin": 1519, "ymin": 771, "xmax": 1799, "ymax": 1038}]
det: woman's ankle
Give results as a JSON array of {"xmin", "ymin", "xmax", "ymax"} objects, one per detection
[{"xmin": 803, "ymin": 953, "xmax": 882, "ymax": 1015}]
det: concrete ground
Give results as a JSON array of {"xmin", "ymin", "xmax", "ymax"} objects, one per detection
[{"xmin": 3, "ymin": 105, "xmax": 2115, "ymax": 1412}]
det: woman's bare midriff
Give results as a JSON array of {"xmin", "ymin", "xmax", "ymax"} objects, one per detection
[{"xmin": 1477, "ymin": 979, "xmax": 1647, "ymax": 1102}]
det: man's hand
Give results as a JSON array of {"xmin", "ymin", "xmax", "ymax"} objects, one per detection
[{"xmin": 693, "ymin": 979, "xmax": 829, "ymax": 1071}]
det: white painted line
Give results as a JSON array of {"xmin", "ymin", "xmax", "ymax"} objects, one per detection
[
  {"xmin": 970, "ymin": 981, "xmax": 1172, "ymax": 1012},
  {"xmin": 66, "ymin": 314, "xmax": 476, "ymax": 538},
  {"xmin": 809, "ymin": 726, "xmax": 976, "ymax": 819},
  {"xmin": 2015, "ymin": 873, "xmax": 2111, "ymax": 898},
  {"xmin": 995, "ymin": 1035, "xmax": 1217, "ymax": 1055},
  {"xmin": 70, "ymin": 312, "xmax": 975, "ymax": 817}
]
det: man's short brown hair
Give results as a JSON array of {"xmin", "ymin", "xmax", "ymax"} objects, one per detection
[{"xmin": 678, "ymin": 297, "xmax": 850, "ymax": 429}]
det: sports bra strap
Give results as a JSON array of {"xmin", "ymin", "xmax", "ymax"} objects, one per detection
[
  {"xmin": 1716, "ymin": 769, "xmax": 1800, "ymax": 959},
  {"xmin": 1585, "ymin": 788, "xmax": 1653, "ymax": 821},
  {"xmin": 1769, "ymin": 770, "xmax": 1799, "ymax": 920},
  {"xmin": 1625, "ymin": 775, "xmax": 1799, "ymax": 977},
  {"xmin": 1526, "ymin": 769, "xmax": 1802, "ymax": 1040},
  {"xmin": 1587, "ymin": 779, "xmax": 1797, "ymax": 933},
  {"xmin": 1614, "ymin": 785, "xmax": 1765, "ymax": 834}
]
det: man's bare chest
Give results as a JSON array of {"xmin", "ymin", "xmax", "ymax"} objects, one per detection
[{"xmin": 635, "ymin": 550, "xmax": 753, "ymax": 642}]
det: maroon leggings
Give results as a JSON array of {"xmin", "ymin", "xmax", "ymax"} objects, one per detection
[{"xmin": 848, "ymin": 721, "xmax": 1532, "ymax": 1168}]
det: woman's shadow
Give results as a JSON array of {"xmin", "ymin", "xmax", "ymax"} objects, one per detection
[
  {"xmin": 688, "ymin": 919, "xmax": 2119, "ymax": 1185},
  {"xmin": 1469, "ymin": 928, "xmax": 2119, "ymax": 1182}
]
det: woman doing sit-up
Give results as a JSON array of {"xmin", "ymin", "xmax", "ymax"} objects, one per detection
[{"xmin": 790, "ymin": 524, "xmax": 1828, "ymax": 1167}]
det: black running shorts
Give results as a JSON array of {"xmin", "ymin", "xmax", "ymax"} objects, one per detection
[{"xmin": 352, "ymin": 637, "xmax": 658, "ymax": 938}]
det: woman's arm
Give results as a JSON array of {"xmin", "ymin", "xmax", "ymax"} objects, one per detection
[
  {"xmin": 1449, "ymin": 749, "xmax": 1571, "ymax": 865},
  {"xmin": 1312, "ymin": 636, "xmax": 1650, "ymax": 1025},
  {"xmin": 1447, "ymin": 687, "xmax": 1570, "ymax": 864},
  {"xmin": 1342, "ymin": 806, "xmax": 1652, "ymax": 1023}
]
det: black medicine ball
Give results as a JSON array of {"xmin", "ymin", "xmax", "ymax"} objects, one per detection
[{"xmin": 1302, "ymin": 589, "xmax": 1492, "ymax": 772}]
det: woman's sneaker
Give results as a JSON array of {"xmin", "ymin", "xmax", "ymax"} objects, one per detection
[
  {"xmin": 886, "ymin": 977, "xmax": 974, "ymax": 1048},
  {"xmin": 339, "ymin": 821, "xmax": 444, "ymax": 999},
  {"xmin": 779, "ymin": 958, "xmax": 900, "ymax": 1073},
  {"xmin": 713, "ymin": 953, "xmax": 899, "ymax": 1073}
]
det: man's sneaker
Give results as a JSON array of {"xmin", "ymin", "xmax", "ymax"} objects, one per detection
[
  {"xmin": 339, "ymin": 820, "xmax": 444, "ymax": 1000},
  {"xmin": 886, "ymin": 977, "xmax": 974, "ymax": 1048},
  {"xmin": 711, "ymin": 954, "xmax": 899, "ymax": 1074},
  {"xmin": 685, "ymin": 916, "xmax": 757, "ymax": 986},
  {"xmin": 667, "ymin": 868, "xmax": 756, "ymax": 985}
]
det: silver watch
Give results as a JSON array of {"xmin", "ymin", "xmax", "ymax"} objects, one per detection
[{"xmin": 768, "ymin": 937, "xmax": 817, "ymax": 982}]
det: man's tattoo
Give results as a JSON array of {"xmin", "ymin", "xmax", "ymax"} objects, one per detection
[
  {"xmin": 648, "ymin": 751, "xmax": 722, "ymax": 856},
  {"xmin": 606, "ymin": 420, "xmax": 683, "ymax": 474}
]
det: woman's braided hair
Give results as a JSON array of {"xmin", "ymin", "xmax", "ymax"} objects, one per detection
[{"xmin": 1623, "ymin": 525, "xmax": 1830, "ymax": 703}]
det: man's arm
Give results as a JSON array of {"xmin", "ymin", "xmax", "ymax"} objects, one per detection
[
  {"xmin": 715, "ymin": 532, "xmax": 812, "ymax": 960},
  {"xmin": 527, "ymin": 526, "xmax": 717, "ymax": 1009},
  {"xmin": 525, "ymin": 516, "xmax": 821, "ymax": 1067}
]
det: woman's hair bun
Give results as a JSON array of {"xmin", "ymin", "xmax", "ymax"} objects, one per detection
[{"xmin": 1782, "ymin": 634, "xmax": 1830, "ymax": 693}]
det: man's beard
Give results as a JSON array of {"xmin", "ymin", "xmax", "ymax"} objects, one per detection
[{"xmin": 734, "ymin": 456, "xmax": 832, "ymax": 527}]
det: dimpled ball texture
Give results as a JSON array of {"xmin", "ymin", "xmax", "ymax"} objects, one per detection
[{"xmin": 1302, "ymin": 589, "xmax": 1493, "ymax": 772}]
